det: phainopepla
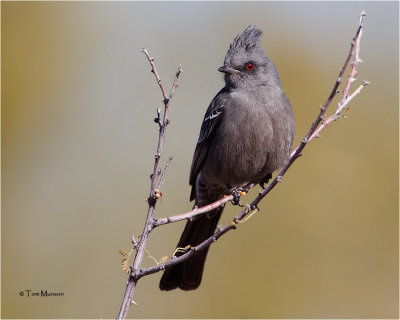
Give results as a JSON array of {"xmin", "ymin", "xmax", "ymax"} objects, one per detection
[{"xmin": 160, "ymin": 25, "xmax": 295, "ymax": 291}]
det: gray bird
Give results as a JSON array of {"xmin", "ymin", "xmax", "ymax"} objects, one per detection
[{"xmin": 160, "ymin": 25, "xmax": 295, "ymax": 291}]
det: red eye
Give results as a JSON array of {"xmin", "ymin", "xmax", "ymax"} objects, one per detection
[{"xmin": 246, "ymin": 63, "xmax": 254, "ymax": 70}]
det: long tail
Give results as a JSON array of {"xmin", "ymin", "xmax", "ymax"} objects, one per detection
[{"xmin": 159, "ymin": 207, "xmax": 223, "ymax": 291}]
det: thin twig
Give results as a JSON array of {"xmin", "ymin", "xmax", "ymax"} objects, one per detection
[
  {"xmin": 154, "ymin": 183, "xmax": 255, "ymax": 227},
  {"xmin": 309, "ymin": 10, "xmax": 367, "ymax": 142},
  {"xmin": 154, "ymin": 195, "xmax": 234, "ymax": 227},
  {"xmin": 339, "ymin": 11, "xmax": 365, "ymax": 111},
  {"xmin": 141, "ymin": 48, "xmax": 169, "ymax": 102},
  {"xmin": 170, "ymin": 65, "xmax": 183, "ymax": 99},
  {"xmin": 117, "ymin": 50, "xmax": 182, "ymax": 320},
  {"xmin": 309, "ymin": 81, "xmax": 369, "ymax": 141},
  {"xmin": 157, "ymin": 156, "xmax": 173, "ymax": 191}
]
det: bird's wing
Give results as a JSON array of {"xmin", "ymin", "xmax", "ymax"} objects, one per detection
[{"xmin": 189, "ymin": 88, "xmax": 228, "ymax": 200}]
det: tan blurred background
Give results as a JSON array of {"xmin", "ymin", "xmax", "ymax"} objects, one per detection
[{"xmin": 1, "ymin": 1, "xmax": 398, "ymax": 319}]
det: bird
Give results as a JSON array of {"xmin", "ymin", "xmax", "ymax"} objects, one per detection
[{"xmin": 159, "ymin": 25, "xmax": 295, "ymax": 291}]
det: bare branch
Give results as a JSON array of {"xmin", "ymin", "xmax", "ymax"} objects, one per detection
[
  {"xmin": 309, "ymin": 11, "xmax": 367, "ymax": 142},
  {"xmin": 154, "ymin": 195, "xmax": 234, "ymax": 227},
  {"xmin": 309, "ymin": 81, "xmax": 369, "ymax": 141},
  {"xmin": 117, "ymin": 49, "xmax": 182, "ymax": 320},
  {"xmin": 339, "ymin": 11, "xmax": 366, "ymax": 109}
]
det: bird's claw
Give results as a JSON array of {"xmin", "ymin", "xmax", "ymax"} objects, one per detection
[
  {"xmin": 259, "ymin": 173, "xmax": 272, "ymax": 189},
  {"xmin": 229, "ymin": 187, "xmax": 246, "ymax": 207}
]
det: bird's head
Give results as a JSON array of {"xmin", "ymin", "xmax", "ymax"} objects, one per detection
[{"xmin": 219, "ymin": 25, "xmax": 281, "ymax": 89}]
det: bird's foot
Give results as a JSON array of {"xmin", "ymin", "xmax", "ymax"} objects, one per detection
[
  {"xmin": 259, "ymin": 173, "xmax": 273, "ymax": 189},
  {"xmin": 229, "ymin": 187, "xmax": 247, "ymax": 207}
]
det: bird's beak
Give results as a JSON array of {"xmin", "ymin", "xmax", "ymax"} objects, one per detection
[{"xmin": 218, "ymin": 66, "xmax": 240, "ymax": 74}]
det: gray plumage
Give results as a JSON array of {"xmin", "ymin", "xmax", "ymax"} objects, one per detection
[{"xmin": 160, "ymin": 25, "xmax": 295, "ymax": 291}]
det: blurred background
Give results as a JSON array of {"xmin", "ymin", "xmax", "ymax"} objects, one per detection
[{"xmin": 1, "ymin": 1, "xmax": 398, "ymax": 319}]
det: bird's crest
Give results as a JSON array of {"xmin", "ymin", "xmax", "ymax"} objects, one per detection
[{"xmin": 227, "ymin": 25, "xmax": 263, "ymax": 56}]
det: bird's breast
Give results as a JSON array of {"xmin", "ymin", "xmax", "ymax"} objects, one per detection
[{"xmin": 202, "ymin": 87, "xmax": 294, "ymax": 187}]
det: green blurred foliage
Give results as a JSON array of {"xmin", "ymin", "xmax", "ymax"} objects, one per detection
[{"xmin": 2, "ymin": 1, "xmax": 398, "ymax": 319}]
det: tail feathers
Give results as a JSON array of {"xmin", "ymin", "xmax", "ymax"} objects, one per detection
[{"xmin": 159, "ymin": 207, "xmax": 223, "ymax": 291}]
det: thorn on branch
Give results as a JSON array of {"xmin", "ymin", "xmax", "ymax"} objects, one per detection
[
  {"xmin": 131, "ymin": 235, "xmax": 139, "ymax": 248},
  {"xmin": 154, "ymin": 108, "xmax": 162, "ymax": 127}
]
